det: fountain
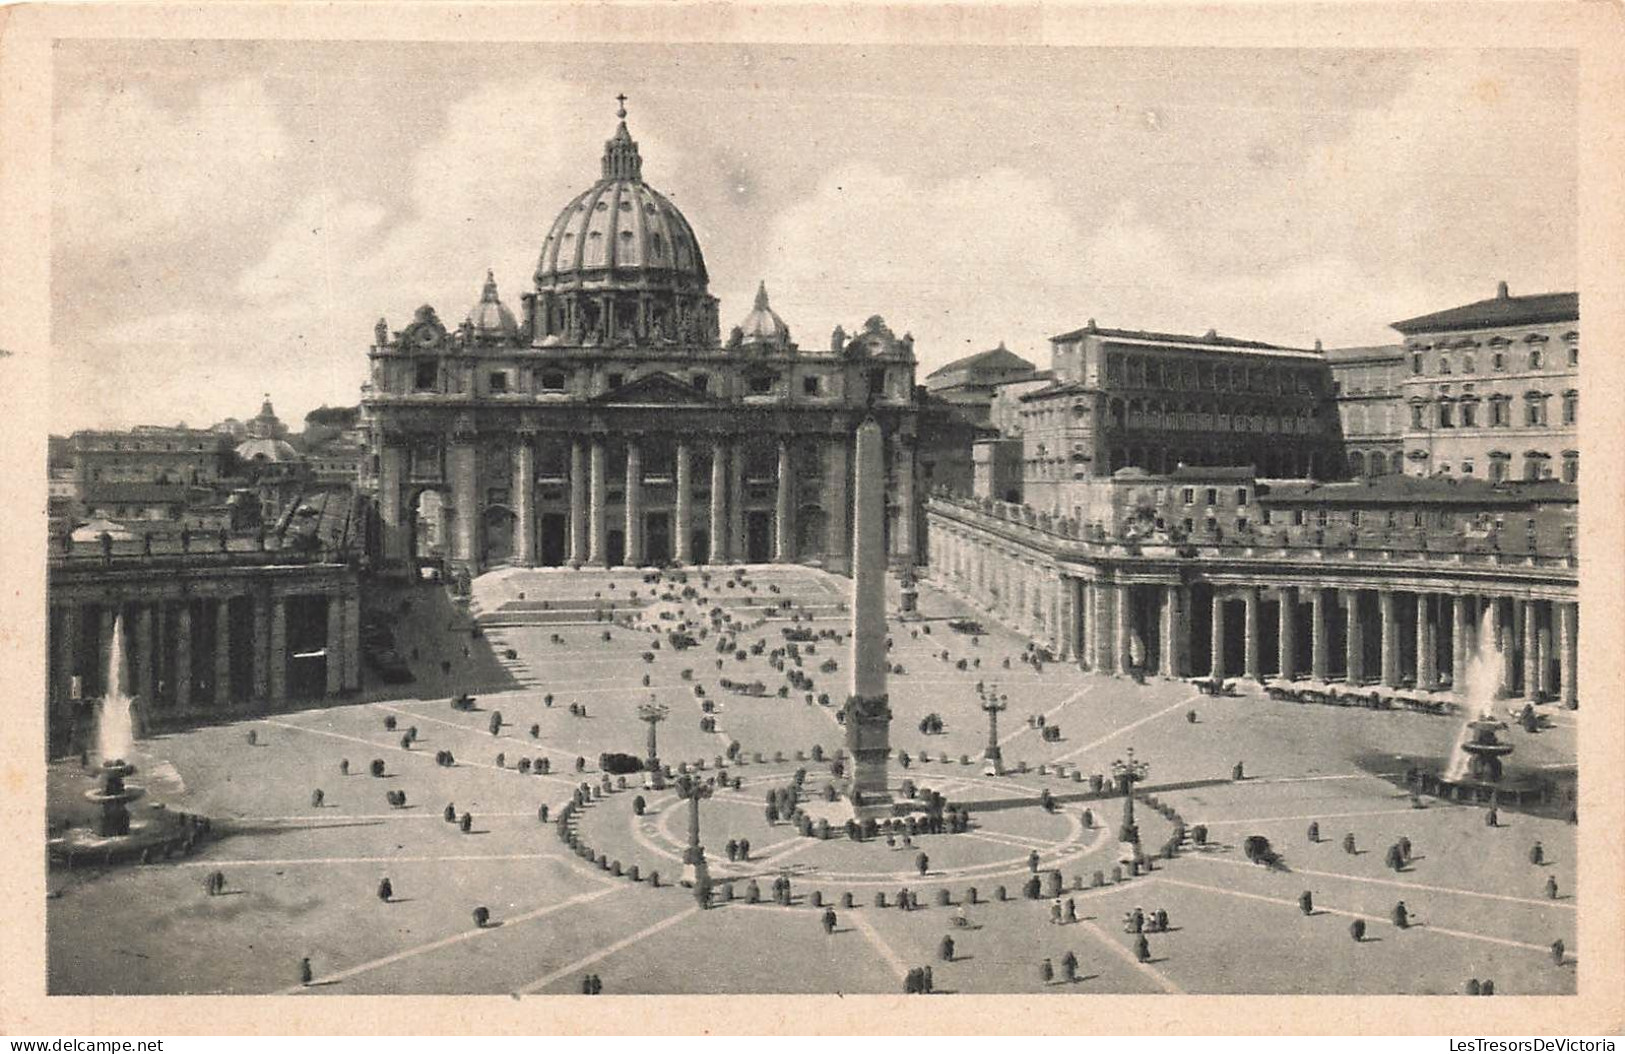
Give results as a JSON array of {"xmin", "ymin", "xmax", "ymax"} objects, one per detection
[{"xmin": 82, "ymin": 613, "xmax": 146, "ymax": 836}]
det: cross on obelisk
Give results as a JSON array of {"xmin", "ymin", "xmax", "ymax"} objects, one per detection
[{"xmin": 841, "ymin": 418, "xmax": 892, "ymax": 815}]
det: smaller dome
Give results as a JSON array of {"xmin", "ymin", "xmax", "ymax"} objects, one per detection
[
  {"xmin": 734, "ymin": 282, "xmax": 791, "ymax": 350},
  {"xmin": 468, "ymin": 271, "xmax": 519, "ymax": 344},
  {"xmin": 236, "ymin": 437, "xmax": 300, "ymax": 463}
]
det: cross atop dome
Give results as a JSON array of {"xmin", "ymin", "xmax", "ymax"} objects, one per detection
[
  {"xmin": 602, "ymin": 93, "xmax": 643, "ymax": 181},
  {"xmin": 616, "ymin": 93, "xmax": 628, "ymax": 119}
]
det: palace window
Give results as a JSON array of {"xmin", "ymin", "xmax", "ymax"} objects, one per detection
[
  {"xmin": 1525, "ymin": 392, "xmax": 1548, "ymax": 427},
  {"xmin": 1182, "ymin": 487, "xmax": 1195, "ymax": 506},
  {"xmin": 1562, "ymin": 390, "xmax": 1577, "ymax": 425},
  {"xmin": 1529, "ymin": 349, "xmax": 1544, "ymax": 370},
  {"xmin": 1437, "ymin": 400, "xmax": 1454, "ymax": 428},
  {"xmin": 1568, "ymin": 345, "xmax": 1579, "ymax": 368},
  {"xmin": 539, "ymin": 370, "xmax": 566, "ymax": 392},
  {"xmin": 1410, "ymin": 403, "xmax": 1426, "ymax": 429},
  {"xmin": 751, "ymin": 374, "xmax": 776, "ymax": 395},
  {"xmin": 1463, "ymin": 354, "xmax": 1475, "ymax": 373},
  {"xmin": 1462, "ymin": 459, "xmax": 1475, "ymax": 475},
  {"xmin": 1489, "ymin": 396, "xmax": 1510, "ymax": 427},
  {"xmin": 1292, "ymin": 509, "xmax": 1305, "ymax": 526},
  {"xmin": 803, "ymin": 376, "xmax": 822, "ymax": 396},
  {"xmin": 1205, "ymin": 488, "xmax": 1218, "ymax": 507},
  {"xmin": 1235, "ymin": 488, "xmax": 1248, "ymax": 506},
  {"xmin": 1316, "ymin": 509, "xmax": 1328, "ymax": 528},
  {"xmin": 1493, "ymin": 352, "xmax": 1506, "ymax": 371},
  {"xmin": 1489, "ymin": 454, "xmax": 1510, "ymax": 483},
  {"xmin": 1460, "ymin": 399, "xmax": 1477, "ymax": 428},
  {"xmin": 692, "ymin": 373, "xmax": 709, "ymax": 394},
  {"xmin": 1350, "ymin": 510, "xmax": 1362, "ymax": 526},
  {"xmin": 1563, "ymin": 452, "xmax": 1579, "ymax": 483},
  {"xmin": 1439, "ymin": 355, "xmax": 1452, "ymax": 375},
  {"xmin": 488, "ymin": 371, "xmax": 508, "ymax": 393},
  {"xmin": 1411, "ymin": 353, "xmax": 1423, "ymax": 375}
]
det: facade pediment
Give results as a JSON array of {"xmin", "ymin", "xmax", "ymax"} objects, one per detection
[{"xmin": 589, "ymin": 371, "xmax": 720, "ymax": 406}]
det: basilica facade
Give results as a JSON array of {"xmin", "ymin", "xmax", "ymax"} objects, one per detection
[{"xmin": 362, "ymin": 105, "xmax": 919, "ymax": 579}]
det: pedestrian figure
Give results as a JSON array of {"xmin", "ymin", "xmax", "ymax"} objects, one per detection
[
  {"xmin": 822, "ymin": 908, "xmax": 837, "ymax": 935},
  {"xmin": 1350, "ymin": 918, "xmax": 1366, "ymax": 941},
  {"xmin": 1551, "ymin": 939, "xmax": 1565, "ymax": 966},
  {"xmin": 1530, "ymin": 841, "xmax": 1544, "ymax": 865},
  {"xmin": 300, "ymin": 958, "xmax": 313, "ymax": 986},
  {"xmin": 1486, "ymin": 806, "xmax": 1499, "ymax": 827},
  {"xmin": 917, "ymin": 851, "xmax": 930, "ymax": 876},
  {"xmin": 1299, "ymin": 890, "xmax": 1314, "ymax": 916},
  {"xmin": 1135, "ymin": 934, "xmax": 1151, "ymax": 963},
  {"xmin": 1066, "ymin": 897, "xmax": 1077, "ymax": 924},
  {"xmin": 1132, "ymin": 907, "xmax": 1145, "ymax": 934},
  {"xmin": 1051, "ymin": 900, "xmax": 1063, "ymax": 925},
  {"xmin": 1028, "ymin": 850, "xmax": 1040, "ymax": 873},
  {"xmin": 444, "ymin": 803, "xmax": 456, "ymax": 823},
  {"xmin": 1481, "ymin": 979, "xmax": 1495, "ymax": 996},
  {"xmin": 1040, "ymin": 958, "xmax": 1054, "ymax": 985},
  {"xmin": 1545, "ymin": 874, "xmax": 1559, "ymax": 899},
  {"xmin": 1233, "ymin": 761, "xmax": 1245, "ymax": 781},
  {"xmin": 460, "ymin": 812, "xmax": 473, "ymax": 833},
  {"xmin": 1155, "ymin": 908, "xmax": 1169, "ymax": 932},
  {"xmin": 311, "ymin": 789, "xmax": 324, "ymax": 808},
  {"xmin": 377, "ymin": 877, "xmax": 393, "ymax": 902},
  {"xmin": 939, "ymin": 935, "xmax": 955, "ymax": 961},
  {"xmin": 1466, "ymin": 978, "xmax": 1481, "ymax": 996},
  {"xmin": 1061, "ymin": 950, "xmax": 1078, "ymax": 983},
  {"xmin": 1307, "ymin": 821, "xmax": 1319, "ymax": 843},
  {"xmin": 582, "ymin": 975, "xmax": 594, "ymax": 995},
  {"xmin": 1343, "ymin": 832, "xmax": 1357, "ymax": 855},
  {"xmin": 1392, "ymin": 901, "xmax": 1409, "ymax": 929},
  {"xmin": 1385, "ymin": 843, "xmax": 1405, "ymax": 872},
  {"xmin": 1398, "ymin": 836, "xmax": 1412, "ymax": 861},
  {"xmin": 339, "ymin": 759, "xmax": 349, "ymax": 776}
]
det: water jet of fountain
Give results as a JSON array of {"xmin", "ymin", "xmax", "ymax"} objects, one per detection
[
  {"xmin": 1444, "ymin": 605, "xmax": 1504, "ymax": 782},
  {"xmin": 97, "ymin": 612, "xmax": 136, "ymax": 765}
]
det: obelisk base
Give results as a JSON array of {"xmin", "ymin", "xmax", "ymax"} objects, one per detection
[{"xmin": 680, "ymin": 846, "xmax": 709, "ymax": 889}]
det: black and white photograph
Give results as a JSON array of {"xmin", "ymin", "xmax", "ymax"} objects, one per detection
[{"xmin": 2, "ymin": 0, "xmax": 1621, "ymax": 1039}]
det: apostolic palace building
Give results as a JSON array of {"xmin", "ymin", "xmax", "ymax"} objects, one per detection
[{"xmin": 361, "ymin": 103, "xmax": 919, "ymax": 581}]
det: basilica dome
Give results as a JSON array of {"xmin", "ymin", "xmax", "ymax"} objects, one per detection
[
  {"xmin": 732, "ymin": 282, "xmax": 792, "ymax": 351},
  {"xmin": 467, "ymin": 271, "xmax": 519, "ymax": 344},
  {"xmin": 534, "ymin": 115, "xmax": 708, "ymax": 289}
]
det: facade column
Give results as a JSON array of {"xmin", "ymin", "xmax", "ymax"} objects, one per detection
[
  {"xmin": 174, "ymin": 602, "xmax": 193, "ymax": 712},
  {"xmin": 54, "ymin": 606, "xmax": 80, "ymax": 713},
  {"xmin": 1076, "ymin": 580, "xmax": 1092, "ymax": 670},
  {"xmin": 624, "ymin": 440, "xmax": 643, "ymax": 566},
  {"xmin": 892, "ymin": 434, "xmax": 914, "ymax": 564},
  {"xmin": 1277, "ymin": 587, "xmax": 1297, "ymax": 682},
  {"xmin": 1095, "ymin": 580, "xmax": 1116, "ymax": 675},
  {"xmin": 1487, "ymin": 597, "xmax": 1508, "ymax": 696},
  {"xmin": 1209, "ymin": 590, "xmax": 1227, "ymax": 680},
  {"xmin": 1343, "ymin": 589, "xmax": 1365, "ymax": 685},
  {"xmin": 1243, "ymin": 586, "xmax": 1262, "ymax": 681},
  {"xmin": 674, "ymin": 441, "xmax": 693, "ymax": 565},
  {"xmin": 775, "ymin": 439, "xmax": 794, "ymax": 562},
  {"xmin": 588, "ymin": 437, "xmax": 607, "ymax": 567},
  {"xmin": 98, "ymin": 607, "xmax": 115, "ymax": 699},
  {"xmin": 1415, "ymin": 594, "xmax": 1436, "ymax": 691},
  {"xmin": 1057, "ymin": 576, "xmax": 1077, "ymax": 661},
  {"xmin": 449, "ymin": 432, "xmax": 479, "ymax": 568},
  {"xmin": 1310, "ymin": 588, "xmax": 1329, "ymax": 683},
  {"xmin": 1522, "ymin": 599, "xmax": 1540, "ymax": 702},
  {"xmin": 710, "ymin": 440, "xmax": 728, "ymax": 564},
  {"xmin": 1537, "ymin": 605, "xmax": 1555, "ymax": 698},
  {"xmin": 729, "ymin": 445, "xmax": 746, "ymax": 562},
  {"xmin": 825, "ymin": 435, "xmax": 850, "ymax": 574},
  {"xmin": 269, "ymin": 596, "xmax": 287, "ymax": 704},
  {"xmin": 1451, "ymin": 595, "xmax": 1470, "ymax": 690},
  {"xmin": 569, "ymin": 440, "xmax": 588, "ymax": 565},
  {"xmin": 343, "ymin": 594, "xmax": 362, "ymax": 692},
  {"xmin": 251, "ymin": 594, "xmax": 269, "ymax": 701},
  {"xmin": 1559, "ymin": 601, "xmax": 1578, "ymax": 709},
  {"xmin": 378, "ymin": 440, "xmax": 409, "ymax": 568},
  {"xmin": 214, "ymin": 598, "xmax": 232, "ymax": 707},
  {"xmin": 326, "ymin": 594, "xmax": 345, "ymax": 696},
  {"xmin": 512, "ymin": 432, "xmax": 535, "ymax": 567},
  {"xmin": 1379, "ymin": 590, "xmax": 1400, "ymax": 688}
]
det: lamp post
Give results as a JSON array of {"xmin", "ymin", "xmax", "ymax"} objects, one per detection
[
  {"xmin": 1111, "ymin": 748, "xmax": 1150, "ymax": 856},
  {"xmin": 980, "ymin": 686, "xmax": 1008, "ymax": 774},
  {"xmin": 637, "ymin": 698, "xmax": 668, "ymax": 788},
  {"xmin": 676, "ymin": 773, "xmax": 714, "ymax": 899}
]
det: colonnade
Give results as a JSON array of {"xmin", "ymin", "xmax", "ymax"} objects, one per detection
[{"xmin": 929, "ymin": 521, "xmax": 1578, "ymax": 707}]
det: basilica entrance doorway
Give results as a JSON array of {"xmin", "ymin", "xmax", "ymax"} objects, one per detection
[
  {"xmin": 539, "ymin": 513, "xmax": 568, "ymax": 566},
  {"xmin": 646, "ymin": 512, "xmax": 672, "ymax": 566},
  {"xmin": 746, "ymin": 510, "xmax": 773, "ymax": 563},
  {"xmin": 482, "ymin": 506, "xmax": 516, "ymax": 567}
]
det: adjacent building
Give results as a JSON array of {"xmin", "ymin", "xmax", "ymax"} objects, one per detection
[
  {"xmin": 922, "ymin": 342, "xmax": 1038, "ymax": 424},
  {"xmin": 1326, "ymin": 343, "xmax": 1405, "ymax": 478},
  {"xmin": 1394, "ymin": 282, "xmax": 1578, "ymax": 484}
]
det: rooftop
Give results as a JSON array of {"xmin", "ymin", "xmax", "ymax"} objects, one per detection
[
  {"xmin": 1391, "ymin": 284, "xmax": 1578, "ymax": 335},
  {"xmin": 1260, "ymin": 475, "xmax": 1578, "ymax": 507},
  {"xmin": 1324, "ymin": 343, "xmax": 1405, "ymax": 363},
  {"xmin": 925, "ymin": 342, "xmax": 1037, "ymax": 380},
  {"xmin": 1051, "ymin": 320, "xmax": 1310, "ymax": 354}
]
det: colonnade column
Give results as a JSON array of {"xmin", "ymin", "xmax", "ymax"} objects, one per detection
[
  {"xmin": 135, "ymin": 605, "xmax": 154, "ymax": 709},
  {"xmin": 588, "ymin": 437, "xmax": 607, "ymax": 567},
  {"xmin": 825, "ymin": 435, "xmax": 849, "ymax": 574},
  {"xmin": 1094, "ymin": 580, "xmax": 1116, "ymax": 675},
  {"xmin": 674, "ymin": 441, "xmax": 692, "ymax": 565},
  {"xmin": 1243, "ymin": 587, "xmax": 1262, "ymax": 682},
  {"xmin": 1159, "ymin": 585, "xmax": 1180, "ymax": 677},
  {"xmin": 1559, "ymin": 601, "xmax": 1578, "ymax": 709},
  {"xmin": 1415, "ymin": 594, "xmax": 1436, "ymax": 691},
  {"xmin": 268, "ymin": 597, "xmax": 287, "ymax": 704},
  {"xmin": 1077, "ymin": 580, "xmax": 1092, "ymax": 670},
  {"xmin": 251, "ymin": 595, "xmax": 269, "ymax": 701},
  {"xmin": 569, "ymin": 440, "xmax": 588, "ymax": 566},
  {"xmin": 1343, "ymin": 590, "xmax": 1365, "ymax": 685},
  {"xmin": 378, "ymin": 440, "xmax": 409, "ymax": 568},
  {"xmin": 1115, "ymin": 582, "xmax": 1134, "ymax": 674},
  {"xmin": 710, "ymin": 440, "xmax": 728, "ymax": 564},
  {"xmin": 1487, "ymin": 598, "xmax": 1508, "ymax": 696},
  {"xmin": 1056, "ymin": 576, "xmax": 1076, "ymax": 661},
  {"xmin": 343, "ymin": 593, "xmax": 361, "ymax": 692},
  {"xmin": 1209, "ymin": 590, "xmax": 1227, "ymax": 681},
  {"xmin": 624, "ymin": 440, "xmax": 643, "ymax": 566},
  {"xmin": 1310, "ymin": 588, "xmax": 1329, "ymax": 683},
  {"xmin": 214, "ymin": 599, "xmax": 232, "ymax": 706},
  {"xmin": 326, "ymin": 594, "xmax": 345, "ymax": 696},
  {"xmin": 52, "ymin": 606, "xmax": 78, "ymax": 714},
  {"xmin": 775, "ymin": 440, "xmax": 793, "ymax": 562},
  {"xmin": 512, "ymin": 431, "xmax": 535, "ymax": 567},
  {"xmin": 175, "ymin": 603, "xmax": 193, "ymax": 712},
  {"xmin": 1379, "ymin": 590, "xmax": 1400, "ymax": 688},
  {"xmin": 1522, "ymin": 599, "xmax": 1540, "ymax": 702},
  {"xmin": 728, "ymin": 442, "xmax": 746, "ymax": 561},
  {"xmin": 1277, "ymin": 587, "xmax": 1297, "ymax": 682},
  {"xmin": 1451, "ymin": 595, "xmax": 1469, "ymax": 689}
]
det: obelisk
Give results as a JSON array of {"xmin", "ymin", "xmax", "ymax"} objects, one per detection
[{"xmin": 843, "ymin": 418, "xmax": 892, "ymax": 814}]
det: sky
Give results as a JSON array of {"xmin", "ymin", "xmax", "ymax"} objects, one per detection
[{"xmin": 50, "ymin": 41, "xmax": 1576, "ymax": 434}]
